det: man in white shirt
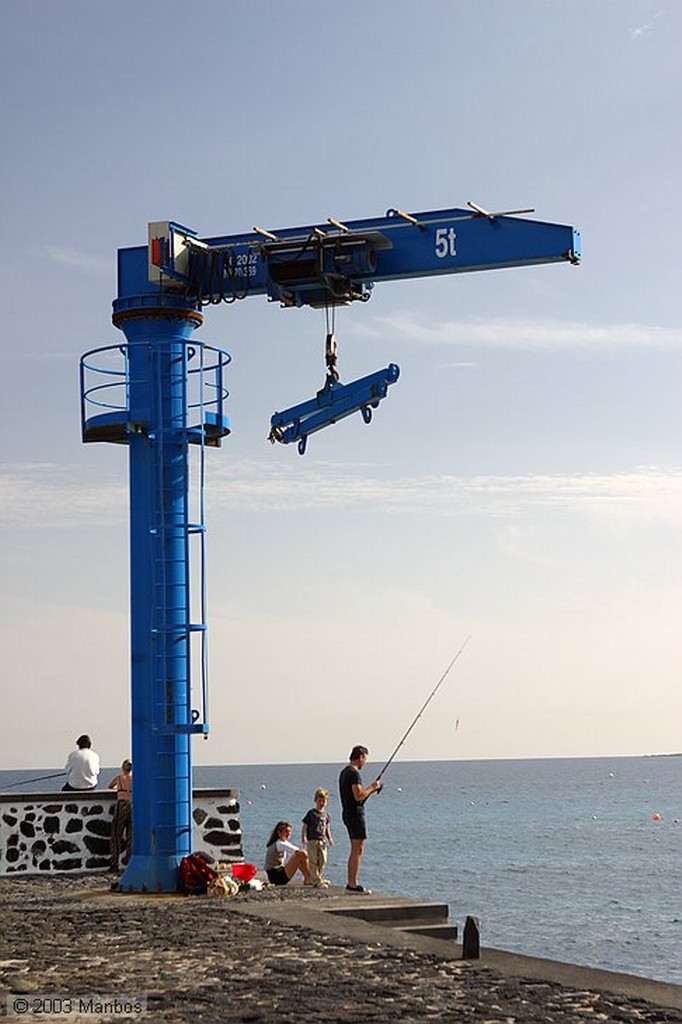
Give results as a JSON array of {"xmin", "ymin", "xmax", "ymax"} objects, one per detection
[{"xmin": 63, "ymin": 734, "xmax": 101, "ymax": 791}]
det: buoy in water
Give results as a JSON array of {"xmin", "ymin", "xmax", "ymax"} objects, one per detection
[{"xmin": 652, "ymin": 812, "xmax": 662, "ymax": 821}]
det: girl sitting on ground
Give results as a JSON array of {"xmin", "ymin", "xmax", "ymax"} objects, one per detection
[{"xmin": 264, "ymin": 821, "xmax": 312, "ymax": 886}]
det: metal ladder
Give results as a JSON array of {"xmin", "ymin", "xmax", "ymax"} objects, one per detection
[{"xmin": 149, "ymin": 341, "xmax": 209, "ymax": 739}]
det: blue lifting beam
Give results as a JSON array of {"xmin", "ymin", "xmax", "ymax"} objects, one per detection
[
  {"xmin": 80, "ymin": 201, "xmax": 580, "ymax": 892},
  {"xmin": 269, "ymin": 364, "xmax": 400, "ymax": 455}
]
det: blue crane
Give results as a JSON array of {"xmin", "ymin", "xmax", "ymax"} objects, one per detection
[{"xmin": 80, "ymin": 202, "xmax": 579, "ymax": 891}]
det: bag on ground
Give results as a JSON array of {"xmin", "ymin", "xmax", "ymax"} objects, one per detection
[{"xmin": 178, "ymin": 853, "xmax": 217, "ymax": 895}]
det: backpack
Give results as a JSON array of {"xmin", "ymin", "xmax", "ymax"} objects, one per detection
[{"xmin": 178, "ymin": 853, "xmax": 217, "ymax": 895}]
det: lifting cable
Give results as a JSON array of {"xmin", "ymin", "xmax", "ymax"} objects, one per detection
[{"xmin": 324, "ymin": 300, "xmax": 339, "ymax": 382}]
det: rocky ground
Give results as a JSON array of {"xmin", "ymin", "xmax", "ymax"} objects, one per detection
[{"xmin": 0, "ymin": 875, "xmax": 680, "ymax": 1023}]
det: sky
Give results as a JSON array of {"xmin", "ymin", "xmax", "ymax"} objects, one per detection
[{"xmin": 1, "ymin": 0, "xmax": 680, "ymax": 770}]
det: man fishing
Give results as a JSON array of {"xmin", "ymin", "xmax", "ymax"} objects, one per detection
[
  {"xmin": 338, "ymin": 640, "xmax": 471, "ymax": 894},
  {"xmin": 62, "ymin": 734, "xmax": 100, "ymax": 791},
  {"xmin": 339, "ymin": 745, "xmax": 382, "ymax": 894}
]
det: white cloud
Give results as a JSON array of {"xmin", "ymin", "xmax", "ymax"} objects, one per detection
[
  {"xmin": 0, "ymin": 463, "xmax": 126, "ymax": 527},
  {"xmin": 34, "ymin": 245, "xmax": 110, "ymax": 277},
  {"xmin": 2, "ymin": 460, "xmax": 680, "ymax": 528},
  {"xmin": 210, "ymin": 460, "xmax": 682, "ymax": 522},
  {"xmin": 629, "ymin": 10, "xmax": 664, "ymax": 39},
  {"xmin": 355, "ymin": 314, "xmax": 682, "ymax": 350}
]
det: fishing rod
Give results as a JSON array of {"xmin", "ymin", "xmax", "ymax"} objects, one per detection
[
  {"xmin": 376, "ymin": 635, "xmax": 472, "ymax": 785},
  {"xmin": 2, "ymin": 771, "xmax": 66, "ymax": 791}
]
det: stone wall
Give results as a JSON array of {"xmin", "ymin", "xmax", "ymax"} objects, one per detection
[{"xmin": 0, "ymin": 788, "xmax": 242, "ymax": 875}]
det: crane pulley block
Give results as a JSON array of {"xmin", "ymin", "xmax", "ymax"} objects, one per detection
[
  {"xmin": 269, "ymin": 364, "xmax": 400, "ymax": 455},
  {"xmin": 264, "ymin": 232, "xmax": 381, "ymax": 308}
]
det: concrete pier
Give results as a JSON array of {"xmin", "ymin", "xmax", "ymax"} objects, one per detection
[{"xmin": 1, "ymin": 874, "xmax": 680, "ymax": 1022}]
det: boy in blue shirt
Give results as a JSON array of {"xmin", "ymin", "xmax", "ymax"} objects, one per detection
[{"xmin": 301, "ymin": 787, "xmax": 334, "ymax": 888}]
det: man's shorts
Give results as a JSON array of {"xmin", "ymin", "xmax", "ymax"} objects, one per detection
[{"xmin": 342, "ymin": 811, "xmax": 367, "ymax": 841}]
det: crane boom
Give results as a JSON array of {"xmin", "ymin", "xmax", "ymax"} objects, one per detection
[{"xmin": 115, "ymin": 204, "xmax": 580, "ymax": 313}]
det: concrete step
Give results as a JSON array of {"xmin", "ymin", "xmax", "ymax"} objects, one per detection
[
  {"xmin": 325, "ymin": 898, "xmax": 456, "ymax": 943},
  {"xmin": 396, "ymin": 921, "xmax": 458, "ymax": 940},
  {"xmin": 328, "ymin": 900, "xmax": 448, "ymax": 924}
]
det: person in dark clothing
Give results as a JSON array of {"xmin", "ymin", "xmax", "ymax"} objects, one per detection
[
  {"xmin": 338, "ymin": 745, "xmax": 382, "ymax": 893},
  {"xmin": 108, "ymin": 758, "xmax": 132, "ymax": 872}
]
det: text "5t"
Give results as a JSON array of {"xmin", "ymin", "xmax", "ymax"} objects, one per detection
[{"xmin": 435, "ymin": 227, "xmax": 457, "ymax": 259}]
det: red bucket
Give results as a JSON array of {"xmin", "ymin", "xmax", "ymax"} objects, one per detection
[{"xmin": 231, "ymin": 863, "xmax": 257, "ymax": 883}]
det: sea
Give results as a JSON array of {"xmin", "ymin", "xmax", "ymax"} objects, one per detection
[{"xmin": 1, "ymin": 756, "xmax": 680, "ymax": 986}]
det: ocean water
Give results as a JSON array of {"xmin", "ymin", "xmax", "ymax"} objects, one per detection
[{"xmin": 2, "ymin": 756, "xmax": 680, "ymax": 985}]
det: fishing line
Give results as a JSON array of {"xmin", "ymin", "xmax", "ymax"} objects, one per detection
[
  {"xmin": 2, "ymin": 771, "xmax": 66, "ymax": 790},
  {"xmin": 376, "ymin": 635, "xmax": 472, "ymax": 785}
]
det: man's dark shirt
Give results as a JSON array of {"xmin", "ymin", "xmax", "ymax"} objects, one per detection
[{"xmin": 339, "ymin": 764, "xmax": 362, "ymax": 815}]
